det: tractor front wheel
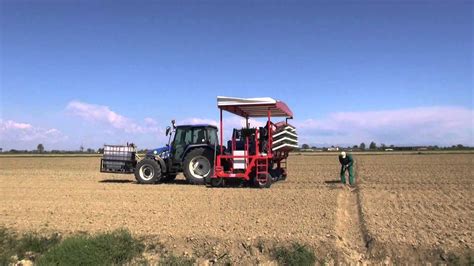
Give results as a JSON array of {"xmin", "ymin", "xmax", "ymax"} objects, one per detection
[
  {"xmin": 134, "ymin": 158, "xmax": 162, "ymax": 184},
  {"xmin": 183, "ymin": 148, "xmax": 213, "ymax": 185}
]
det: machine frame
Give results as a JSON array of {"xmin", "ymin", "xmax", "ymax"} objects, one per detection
[{"xmin": 212, "ymin": 97, "xmax": 295, "ymax": 186}]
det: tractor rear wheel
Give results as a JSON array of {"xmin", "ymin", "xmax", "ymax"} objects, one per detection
[
  {"xmin": 134, "ymin": 158, "xmax": 162, "ymax": 184},
  {"xmin": 183, "ymin": 148, "xmax": 213, "ymax": 185}
]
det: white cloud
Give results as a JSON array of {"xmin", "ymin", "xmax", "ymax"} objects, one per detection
[
  {"xmin": 67, "ymin": 101, "xmax": 144, "ymax": 133},
  {"xmin": 144, "ymin": 117, "xmax": 158, "ymax": 126},
  {"xmin": 66, "ymin": 100, "xmax": 162, "ymax": 134},
  {"xmin": 180, "ymin": 118, "xmax": 219, "ymax": 127},
  {"xmin": 0, "ymin": 119, "xmax": 68, "ymax": 149},
  {"xmin": 294, "ymin": 106, "xmax": 474, "ymax": 146},
  {"xmin": 1, "ymin": 120, "xmax": 33, "ymax": 130}
]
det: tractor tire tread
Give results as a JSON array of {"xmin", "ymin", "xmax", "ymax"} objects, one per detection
[
  {"xmin": 183, "ymin": 148, "xmax": 213, "ymax": 185},
  {"xmin": 134, "ymin": 158, "xmax": 162, "ymax": 184}
]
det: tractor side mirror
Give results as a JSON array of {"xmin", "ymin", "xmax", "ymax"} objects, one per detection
[{"xmin": 166, "ymin": 126, "xmax": 171, "ymax": 136}]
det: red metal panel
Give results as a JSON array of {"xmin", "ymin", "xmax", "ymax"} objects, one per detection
[{"xmin": 275, "ymin": 101, "xmax": 293, "ymax": 118}]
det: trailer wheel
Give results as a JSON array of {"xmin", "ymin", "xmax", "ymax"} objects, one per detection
[
  {"xmin": 253, "ymin": 174, "xmax": 272, "ymax": 188},
  {"xmin": 183, "ymin": 148, "xmax": 213, "ymax": 185},
  {"xmin": 270, "ymin": 168, "xmax": 284, "ymax": 182},
  {"xmin": 210, "ymin": 178, "xmax": 224, "ymax": 187},
  {"xmin": 134, "ymin": 158, "xmax": 162, "ymax": 184},
  {"xmin": 269, "ymin": 169, "xmax": 280, "ymax": 182}
]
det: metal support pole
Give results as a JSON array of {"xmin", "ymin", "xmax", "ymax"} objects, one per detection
[
  {"xmin": 246, "ymin": 116, "xmax": 249, "ymax": 128},
  {"xmin": 267, "ymin": 108, "xmax": 271, "ymax": 155},
  {"xmin": 255, "ymin": 128, "xmax": 259, "ymax": 155},
  {"xmin": 220, "ymin": 109, "xmax": 223, "ymax": 155}
]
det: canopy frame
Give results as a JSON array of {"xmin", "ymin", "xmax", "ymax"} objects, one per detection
[{"xmin": 217, "ymin": 96, "xmax": 293, "ymax": 118}]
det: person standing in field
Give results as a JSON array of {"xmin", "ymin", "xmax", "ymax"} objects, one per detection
[{"xmin": 339, "ymin": 151, "xmax": 355, "ymax": 186}]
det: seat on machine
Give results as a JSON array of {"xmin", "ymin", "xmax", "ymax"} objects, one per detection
[{"xmin": 227, "ymin": 128, "xmax": 257, "ymax": 154}]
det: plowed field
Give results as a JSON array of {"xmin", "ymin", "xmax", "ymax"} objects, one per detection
[{"xmin": 0, "ymin": 153, "xmax": 472, "ymax": 264}]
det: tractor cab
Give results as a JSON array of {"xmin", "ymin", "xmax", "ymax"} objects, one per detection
[{"xmin": 168, "ymin": 124, "xmax": 218, "ymax": 165}]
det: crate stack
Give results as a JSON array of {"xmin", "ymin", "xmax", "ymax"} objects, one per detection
[{"xmin": 272, "ymin": 124, "xmax": 298, "ymax": 152}]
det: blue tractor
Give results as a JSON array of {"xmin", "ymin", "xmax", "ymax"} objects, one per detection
[{"xmin": 100, "ymin": 120, "xmax": 219, "ymax": 185}]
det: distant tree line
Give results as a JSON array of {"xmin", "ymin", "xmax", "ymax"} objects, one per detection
[
  {"xmin": 0, "ymin": 144, "xmax": 151, "ymax": 154},
  {"xmin": 1, "ymin": 142, "xmax": 472, "ymax": 154},
  {"xmin": 0, "ymin": 144, "xmax": 101, "ymax": 154},
  {"xmin": 296, "ymin": 142, "xmax": 472, "ymax": 152}
]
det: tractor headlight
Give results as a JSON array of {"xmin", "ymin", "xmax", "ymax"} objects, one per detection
[
  {"xmin": 160, "ymin": 150, "xmax": 170, "ymax": 159},
  {"xmin": 153, "ymin": 150, "xmax": 158, "ymax": 155}
]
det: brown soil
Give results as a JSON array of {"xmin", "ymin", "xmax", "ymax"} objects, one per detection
[
  {"xmin": 0, "ymin": 153, "xmax": 472, "ymax": 264},
  {"xmin": 334, "ymin": 188, "xmax": 367, "ymax": 263},
  {"xmin": 356, "ymin": 154, "xmax": 473, "ymax": 264}
]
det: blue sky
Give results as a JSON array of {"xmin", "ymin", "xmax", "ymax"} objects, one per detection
[{"xmin": 1, "ymin": 0, "xmax": 472, "ymax": 150}]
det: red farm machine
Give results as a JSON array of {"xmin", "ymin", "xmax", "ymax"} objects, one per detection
[
  {"xmin": 100, "ymin": 96, "xmax": 298, "ymax": 188},
  {"xmin": 210, "ymin": 96, "xmax": 298, "ymax": 188}
]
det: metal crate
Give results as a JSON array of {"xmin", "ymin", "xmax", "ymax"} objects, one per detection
[{"xmin": 100, "ymin": 144, "xmax": 137, "ymax": 174}]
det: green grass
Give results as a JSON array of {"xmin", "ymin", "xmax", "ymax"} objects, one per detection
[
  {"xmin": 37, "ymin": 229, "xmax": 144, "ymax": 266},
  {"xmin": 0, "ymin": 227, "xmax": 180, "ymax": 266},
  {"xmin": 160, "ymin": 254, "xmax": 195, "ymax": 266},
  {"xmin": 15, "ymin": 232, "xmax": 61, "ymax": 256},
  {"xmin": 0, "ymin": 227, "xmax": 61, "ymax": 265},
  {"xmin": 0, "ymin": 227, "xmax": 145, "ymax": 265},
  {"xmin": 1, "ymin": 227, "xmax": 317, "ymax": 266},
  {"xmin": 0, "ymin": 227, "xmax": 17, "ymax": 265},
  {"xmin": 272, "ymin": 243, "xmax": 316, "ymax": 266}
]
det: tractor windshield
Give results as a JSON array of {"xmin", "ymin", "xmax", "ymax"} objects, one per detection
[
  {"xmin": 192, "ymin": 128, "xmax": 207, "ymax": 144},
  {"xmin": 172, "ymin": 126, "xmax": 218, "ymax": 161},
  {"xmin": 172, "ymin": 127, "xmax": 191, "ymax": 160}
]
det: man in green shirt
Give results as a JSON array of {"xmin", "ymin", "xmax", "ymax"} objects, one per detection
[{"xmin": 339, "ymin": 151, "xmax": 355, "ymax": 186}]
